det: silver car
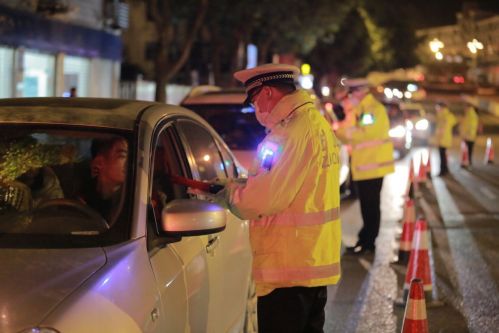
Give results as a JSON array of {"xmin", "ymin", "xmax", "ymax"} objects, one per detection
[{"xmin": 0, "ymin": 98, "xmax": 255, "ymax": 333}]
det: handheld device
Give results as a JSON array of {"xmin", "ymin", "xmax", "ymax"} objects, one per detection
[{"xmin": 169, "ymin": 174, "xmax": 224, "ymax": 194}]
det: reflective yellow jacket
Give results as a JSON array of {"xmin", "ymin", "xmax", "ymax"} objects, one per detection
[
  {"xmin": 460, "ymin": 106, "xmax": 478, "ymax": 142},
  {"xmin": 348, "ymin": 93, "xmax": 394, "ymax": 181},
  {"xmin": 435, "ymin": 107, "xmax": 457, "ymax": 148},
  {"xmin": 225, "ymin": 90, "xmax": 341, "ymax": 296}
]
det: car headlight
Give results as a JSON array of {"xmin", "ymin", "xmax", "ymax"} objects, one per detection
[
  {"xmin": 415, "ymin": 119, "xmax": 429, "ymax": 131},
  {"xmin": 19, "ymin": 328, "xmax": 60, "ymax": 333},
  {"xmin": 405, "ymin": 120, "xmax": 414, "ymax": 130},
  {"xmin": 389, "ymin": 125, "xmax": 406, "ymax": 138}
]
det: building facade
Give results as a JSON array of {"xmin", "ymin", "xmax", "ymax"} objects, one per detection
[
  {"xmin": 416, "ymin": 7, "xmax": 499, "ymax": 86},
  {"xmin": 0, "ymin": 0, "xmax": 126, "ymax": 98}
]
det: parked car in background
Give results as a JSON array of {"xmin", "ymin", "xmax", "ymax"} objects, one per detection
[
  {"xmin": 0, "ymin": 98, "xmax": 255, "ymax": 333},
  {"xmin": 377, "ymin": 79, "xmax": 427, "ymax": 102},
  {"xmin": 399, "ymin": 102, "xmax": 430, "ymax": 145},
  {"xmin": 181, "ymin": 86, "xmax": 351, "ymax": 192},
  {"xmin": 181, "ymin": 86, "xmax": 266, "ymax": 170},
  {"xmin": 384, "ymin": 101, "xmax": 412, "ymax": 159}
]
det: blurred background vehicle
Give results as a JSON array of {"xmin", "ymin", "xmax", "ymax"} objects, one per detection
[
  {"xmin": 181, "ymin": 86, "xmax": 351, "ymax": 194},
  {"xmin": 384, "ymin": 101, "xmax": 412, "ymax": 159},
  {"xmin": 399, "ymin": 102, "xmax": 430, "ymax": 145},
  {"xmin": 181, "ymin": 86, "xmax": 265, "ymax": 170},
  {"xmin": 376, "ymin": 79, "xmax": 427, "ymax": 102}
]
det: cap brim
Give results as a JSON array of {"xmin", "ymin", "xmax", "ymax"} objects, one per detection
[{"xmin": 243, "ymin": 95, "xmax": 251, "ymax": 106}]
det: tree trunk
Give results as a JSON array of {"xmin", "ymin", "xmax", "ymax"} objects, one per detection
[
  {"xmin": 148, "ymin": 0, "xmax": 209, "ymax": 102},
  {"xmin": 211, "ymin": 37, "xmax": 222, "ymax": 86},
  {"xmin": 164, "ymin": 0, "xmax": 209, "ymax": 83}
]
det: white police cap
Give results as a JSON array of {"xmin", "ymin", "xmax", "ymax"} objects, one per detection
[{"xmin": 234, "ymin": 63, "xmax": 300, "ymax": 94}]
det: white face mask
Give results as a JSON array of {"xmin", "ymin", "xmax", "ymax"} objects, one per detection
[
  {"xmin": 252, "ymin": 88, "xmax": 272, "ymax": 127},
  {"xmin": 255, "ymin": 105, "xmax": 271, "ymax": 127}
]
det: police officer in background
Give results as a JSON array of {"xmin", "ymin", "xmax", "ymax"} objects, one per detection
[
  {"xmin": 341, "ymin": 78, "xmax": 394, "ymax": 255},
  {"xmin": 203, "ymin": 64, "xmax": 342, "ymax": 333},
  {"xmin": 434, "ymin": 101, "xmax": 457, "ymax": 176},
  {"xmin": 460, "ymin": 101, "xmax": 479, "ymax": 168}
]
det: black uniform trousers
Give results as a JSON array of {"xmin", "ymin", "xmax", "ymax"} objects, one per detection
[
  {"xmin": 355, "ymin": 177, "xmax": 384, "ymax": 249},
  {"xmin": 439, "ymin": 147, "xmax": 449, "ymax": 175},
  {"xmin": 465, "ymin": 140, "xmax": 475, "ymax": 165},
  {"xmin": 257, "ymin": 286, "xmax": 327, "ymax": 333}
]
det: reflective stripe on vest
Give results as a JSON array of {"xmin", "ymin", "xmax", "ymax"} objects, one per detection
[
  {"xmin": 356, "ymin": 160, "xmax": 395, "ymax": 172},
  {"xmin": 353, "ymin": 138, "xmax": 391, "ymax": 150},
  {"xmin": 253, "ymin": 262, "xmax": 340, "ymax": 282},
  {"xmin": 251, "ymin": 207, "xmax": 339, "ymax": 227}
]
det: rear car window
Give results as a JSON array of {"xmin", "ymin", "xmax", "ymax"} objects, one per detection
[{"xmin": 184, "ymin": 104, "xmax": 266, "ymax": 150}]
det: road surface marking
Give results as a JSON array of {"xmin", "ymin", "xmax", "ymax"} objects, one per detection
[
  {"xmin": 479, "ymin": 187, "xmax": 497, "ymax": 200},
  {"xmin": 433, "ymin": 178, "xmax": 499, "ymax": 331}
]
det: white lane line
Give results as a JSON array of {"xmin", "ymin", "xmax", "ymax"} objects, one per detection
[
  {"xmin": 433, "ymin": 178, "xmax": 499, "ymax": 331},
  {"xmin": 455, "ymin": 169, "xmax": 498, "ymax": 211},
  {"xmin": 479, "ymin": 186, "xmax": 497, "ymax": 200}
]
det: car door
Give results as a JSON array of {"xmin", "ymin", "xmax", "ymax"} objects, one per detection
[
  {"xmin": 147, "ymin": 122, "xmax": 210, "ymax": 332},
  {"xmin": 176, "ymin": 119, "xmax": 252, "ymax": 333}
]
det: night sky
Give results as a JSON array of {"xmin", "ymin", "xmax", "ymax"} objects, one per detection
[{"xmin": 409, "ymin": 0, "xmax": 499, "ymax": 28}]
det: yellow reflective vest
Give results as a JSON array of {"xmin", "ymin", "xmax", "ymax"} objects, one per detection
[
  {"xmin": 348, "ymin": 93, "xmax": 394, "ymax": 181},
  {"xmin": 435, "ymin": 107, "xmax": 457, "ymax": 148},
  {"xmin": 460, "ymin": 106, "xmax": 479, "ymax": 142},
  {"xmin": 225, "ymin": 90, "xmax": 341, "ymax": 296}
]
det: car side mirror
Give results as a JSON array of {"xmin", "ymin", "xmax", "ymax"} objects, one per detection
[{"xmin": 161, "ymin": 199, "xmax": 226, "ymax": 236}]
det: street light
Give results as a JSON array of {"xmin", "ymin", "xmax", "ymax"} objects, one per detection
[
  {"xmin": 429, "ymin": 38, "xmax": 444, "ymax": 61},
  {"xmin": 429, "ymin": 38, "xmax": 444, "ymax": 53},
  {"xmin": 467, "ymin": 38, "xmax": 483, "ymax": 54}
]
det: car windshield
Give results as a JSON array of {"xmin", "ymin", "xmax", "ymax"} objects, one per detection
[
  {"xmin": 186, "ymin": 104, "xmax": 266, "ymax": 150},
  {"xmin": 405, "ymin": 109, "xmax": 424, "ymax": 118},
  {"xmin": 0, "ymin": 125, "xmax": 132, "ymax": 248}
]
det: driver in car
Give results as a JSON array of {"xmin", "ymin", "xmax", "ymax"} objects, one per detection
[{"xmin": 78, "ymin": 136, "xmax": 128, "ymax": 222}]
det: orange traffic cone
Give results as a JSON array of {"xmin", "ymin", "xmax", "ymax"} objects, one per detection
[
  {"xmin": 403, "ymin": 218, "xmax": 432, "ymax": 304},
  {"xmin": 417, "ymin": 152, "xmax": 427, "ymax": 183},
  {"xmin": 460, "ymin": 141, "xmax": 469, "ymax": 168},
  {"xmin": 484, "ymin": 137, "xmax": 494, "ymax": 164},
  {"xmin": 396, "ymin": 199, "xmax": 416, "ymax": 265},
  {"xmin": 402, "ymin": 278, "xmax": 429, "ymax": 333},
  {"xmin": 405, "ymin": 158, "xmax": 418, "ymax": 199}
]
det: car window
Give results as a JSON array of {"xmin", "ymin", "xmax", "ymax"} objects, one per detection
[
  {"xmin": 185, "ymin": 105, "xmax": 266, "ymax": 151},
  {"xmin": 149, "ymin": 125, "xmax": 190, "ymax": 225},
  {"xmin": 176, "ymin": 120, "xmax": 227, "ymax": 181},
  {"xmin": 0, "ymin": 126, "xmax": 132, "ymax": 248},
  {"xmin": 405, "ymin": 109, "xmax": 424, "ymax": 117},
  {"xmin": 218, "ymin": 142, "xmax": 238, "ymax": 178},
  {"xmin": 146, "ymin": 124, "xmax": 193, "ymax": 250}
]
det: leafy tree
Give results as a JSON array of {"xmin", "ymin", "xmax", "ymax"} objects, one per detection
[
  {"xmin": 200, "ymin": 0, "xmax": 255, "ymax": 86},
  {"xmin": 251, "ymin": 0, "xmax": 351, "ymax": 62},
  {"xmin": 305, "ymin": 8, "xmax": 372, "ymax": 83},
  {"xmin": 146, "ymin": 0, "xmax": 209, "ymax": 102}
]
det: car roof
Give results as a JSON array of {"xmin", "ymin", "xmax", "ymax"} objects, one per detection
[
  {"xmin": 399, "ymin": 102, "xmax": 424, "ymax": 111},
  {"xmin": 181, "ymin": 90, "xmax": 246, "ymax": 106},
  {"xmin": 0, "ymin": 98, "xmax": 159, "ymax": 130}
]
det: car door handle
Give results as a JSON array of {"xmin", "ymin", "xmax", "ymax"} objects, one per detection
[
  {"xmin": 206, "ymin": 236, "xmax": 220, "ymax": 255},
  {"xmin": 151, "ymin": 308, "xmax": 159, "ymax": 322}
]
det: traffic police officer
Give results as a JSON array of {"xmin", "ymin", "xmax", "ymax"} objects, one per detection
[
  {"xmin": 434, "ymin": 101, "xmax": 457, "ymax": 176},
  {"xmin": 460, "ymin": 101, "xmax": 479, "ymax": 168},
  {"xmin": 342, "ymin": 78, "xmax": 394, "ymax": 255},
  {"xmin": 210, "ymin": 64, "xmax": 342, "ymax": 333}
]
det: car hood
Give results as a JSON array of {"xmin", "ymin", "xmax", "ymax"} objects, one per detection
[{"xmin": 0, "ymin": 247, "xmax": 106, "ymax": 333}]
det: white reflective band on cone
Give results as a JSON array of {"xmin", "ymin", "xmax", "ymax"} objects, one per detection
[{"xmin": 405, "ymin": 299, "xmax": 427, "ymax": 320}]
